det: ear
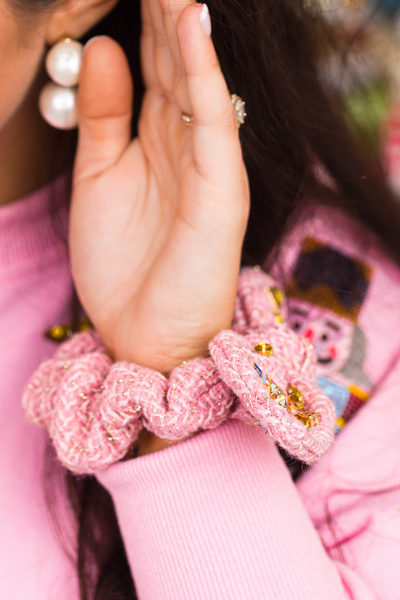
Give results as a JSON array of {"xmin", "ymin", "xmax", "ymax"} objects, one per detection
[{"xmin": 43, "ymin": 0, "xmax": 119, "ymax": 45}]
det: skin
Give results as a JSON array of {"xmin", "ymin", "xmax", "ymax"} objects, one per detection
[{"xmin": 1, "ymin": 0, "xmax": 249, "ymax": 453}]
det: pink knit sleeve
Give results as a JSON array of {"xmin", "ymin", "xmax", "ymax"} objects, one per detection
[{"xmin": 97, "ymin": 420, "xmax": 376, "ymax": 600}]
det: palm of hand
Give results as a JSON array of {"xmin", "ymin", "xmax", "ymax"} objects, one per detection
[{"xmin": 70, "ymin": 1, "xmax": 249, "ymax": 372}]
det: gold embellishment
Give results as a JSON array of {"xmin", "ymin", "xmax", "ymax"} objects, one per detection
[
  {"xmin": 264, "ymin": 285, "xmax": 285, "ymax": 324},
  {"xmin": 308, "ymin": 412, "xmax": 319, "ymax": 426},
  {"xmin": 181, "ymin": 113, "xmax": 193, "ymax": 126},
  {"xmin": 267, "ymin": 382, "xmax": 286, "ymax": 408},
  {"xmin": 336, "ymin": 416, "xmax": 346, "ymax": 429},
  {"xmin": 230, "ymin": 94, "xmax": 246, "ymax": 128},
  {"xmin": 253, "ymin": 363, "xmax": 286, "ymax": 408},
  {"xmin": 46, "ymin": 324, "xmax": 66, "ymax": 341},
  {"xmin": 254, "ymin": 343, "xmax": 273, "ymax": 356},
  {"xmin": 182, "ymin": 94, "xmax": 246, "ymax": 129},
  {"xmin": 46, "ymin": 318, "xmax": 91, "ymax": 342},
  {"xmin": 286, "ymin": 384, "xmax": 304, "ymax": 413},
  {"xmin": 254, "ymin": 367, "xmax": 320, "ymax": 428},
  {"xmin": 295, "ymin": 412, "xmax": 311, "ymax": 428},
  {"xmin": 295, "ymin": 411, "xmax": 319, "ymax": 429}
]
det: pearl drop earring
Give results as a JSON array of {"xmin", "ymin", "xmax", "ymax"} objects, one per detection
[{"xmin": 39, "ymin": 38, "xmax": 83, "ymax": 130}]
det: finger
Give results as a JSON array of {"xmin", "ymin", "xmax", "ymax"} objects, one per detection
[
  {"xmin": 158, "ymin": 0, "xmax": 192, "ymax": 112},
  {"xmin": 74, "ymin": 37, "xmax": 133, "ymax": 183},
  {"xmin": 146, "ymin": 0, "xmax": 175, "ymax": 96},
  {"xmin": 141, "ymin": 0, "xmax": 163, "ymax": 93},
  {"xmin": 177, "ymin": 4, "xmax": 242, "ymax": 182}
]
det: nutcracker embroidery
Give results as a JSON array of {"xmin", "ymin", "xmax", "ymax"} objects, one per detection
[{"xmin": 286, "ymin": 237, "xmax": 373, "ymax": 430}]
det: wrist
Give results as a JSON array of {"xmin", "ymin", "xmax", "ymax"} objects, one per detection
[
  {"xmin": 111, "ymin": 332, "xmax": 223, "ymax": 375},
  {"xmin": 101, "ymin": 276, "xmax": 238, "ymax": 373}
]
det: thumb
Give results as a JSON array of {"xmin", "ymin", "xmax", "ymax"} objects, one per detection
[{"xmin": 74, "ymin": 36, "xmax": 133, "ymax": 183}]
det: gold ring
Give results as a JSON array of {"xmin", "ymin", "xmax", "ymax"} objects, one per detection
[
  {"xmin": 230, "ymin": 94, "xmax": 246, "ymax": 128},
  {"xmin": 181, "ymin": 93, "xmax": 246, "ymax": 129},
  {"xmin": 181, "ymin": 113, "xmax": 193, "ymax": 126}
]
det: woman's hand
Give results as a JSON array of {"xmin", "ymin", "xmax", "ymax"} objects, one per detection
[{"xmin": 70, "ymin": 0, "xmax": 249, "ymax": 373}]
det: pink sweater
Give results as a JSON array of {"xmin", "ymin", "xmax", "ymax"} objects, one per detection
[{"xmin": 1, "ymin": 174, "xmax": 400, "ymax": 599}]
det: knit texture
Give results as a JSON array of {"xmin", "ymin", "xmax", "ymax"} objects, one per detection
[{"xmin": 23, "ymin": 268, "xmax": 335, "ymax": 473}]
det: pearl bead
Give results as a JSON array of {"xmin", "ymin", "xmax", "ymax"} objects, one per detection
[
  {"xmin": 45, "ymin": 38, "xmax": 83, "ymax": 87},
  {"xmin": 38, "ymin": 82, "xmax": 78, "ymax": 130}
]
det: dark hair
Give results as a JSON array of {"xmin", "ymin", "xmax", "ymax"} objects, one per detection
[{"xmin": 13, "ymin": 0, "xmax": 400, "ymax": 597}]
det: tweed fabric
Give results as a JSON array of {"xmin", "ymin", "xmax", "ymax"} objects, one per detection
[{"xmin": 23, "ymin": 268, "xmax": 335, "ymax": 473}]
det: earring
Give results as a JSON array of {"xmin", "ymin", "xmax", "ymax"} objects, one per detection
[{"xmin": 39, "ymin": 38, "xmax": 83, "ymax": 130}]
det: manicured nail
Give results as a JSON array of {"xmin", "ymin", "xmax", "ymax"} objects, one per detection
[
  {"xmin": 199, "ymin": 4, "xmax": 212, "ymax": 37},
  {"xmin": 83, "ymin": 36, "xmax": 112, "ymax": 55}
]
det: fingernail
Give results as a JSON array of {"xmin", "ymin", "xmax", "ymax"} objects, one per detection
[
  {"xmin": 199, "ymin": 4, "xmax": 212, "ymax": 37},
  {"xmin": 83, "ymin": 35, "xmax": 112, "ymax": 55}
]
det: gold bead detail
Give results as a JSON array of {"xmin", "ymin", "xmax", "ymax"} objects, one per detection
[
  {"xmin": 46, "ymin": 324, "xmax": 70, "ymax": 342},
  {"xmin": 286, "ymin": 384, "xmax": 304, "ymax": 413},
  {"xmin": 254, "ymin": 342, "xmax": 273, "ymax": 356},
  {"xmin": 295, "ymin": 411, "xmax": 320, "ymax": 429},
  {"xmin": 336, "ymin": 416, "xmax": 346, "ymax": 429},
  {"xmin": 45, "ymin": 317, "xmax": 91, "ymax": 343},
  {"xmin": 295, "ymin": 412, "xmax": 311, "ymax": 428}
]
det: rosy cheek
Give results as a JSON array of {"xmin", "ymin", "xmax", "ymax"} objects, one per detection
[
  {"xmin": 304, "ymin": 327, "xmax": 314, "ymax": 343},
  {"xmin": 328, "ymin": 345, "xmax": 337, "ymax": 359}
]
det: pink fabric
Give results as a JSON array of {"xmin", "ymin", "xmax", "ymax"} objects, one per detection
[
  {"xmin": 98, "ymin": 420, "xmax": 354, "ymax": 600},
  {"xmin": 24, "ymin": 329, "xmax": 235, "ymax": 473},
  {"xmin": 0, "ymin": 175, "xmax": 79, "ymax": 598},
  {"xmin": 297, "ymin": 350, "xmax": 400, "ymax": 600},
  {"xmin": 23, "ymin": 268, "xmax": 335, "ymax": 473},
  {"xmin": 211, "ymin": 326, "xmax": 335, "ymax": 462},
  {"xmin": 2, "ymin": 175, "xmax": 400, "ymax": 599}
]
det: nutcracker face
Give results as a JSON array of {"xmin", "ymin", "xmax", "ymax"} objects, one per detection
[
  {"xmin": 285, "ymin": 238, "xmax": 374, "ymax": 427},
  {"xmin": 287, "ymin": 298, "xmax": 354, "ymax": 377}
]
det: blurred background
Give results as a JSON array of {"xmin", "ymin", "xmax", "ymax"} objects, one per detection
[{"xmin": 317, "ymin": 0, "xmax": 400, "ymax": 192}]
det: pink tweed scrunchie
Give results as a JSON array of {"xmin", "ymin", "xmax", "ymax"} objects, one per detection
[{"xmin": 23, "ymin": 268, "xmax": 335, "ymax": 474}]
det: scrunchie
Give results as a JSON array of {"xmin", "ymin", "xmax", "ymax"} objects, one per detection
[{"xmin": 23, "ymin": 268, "xmax": 336, "ymax": 474}]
